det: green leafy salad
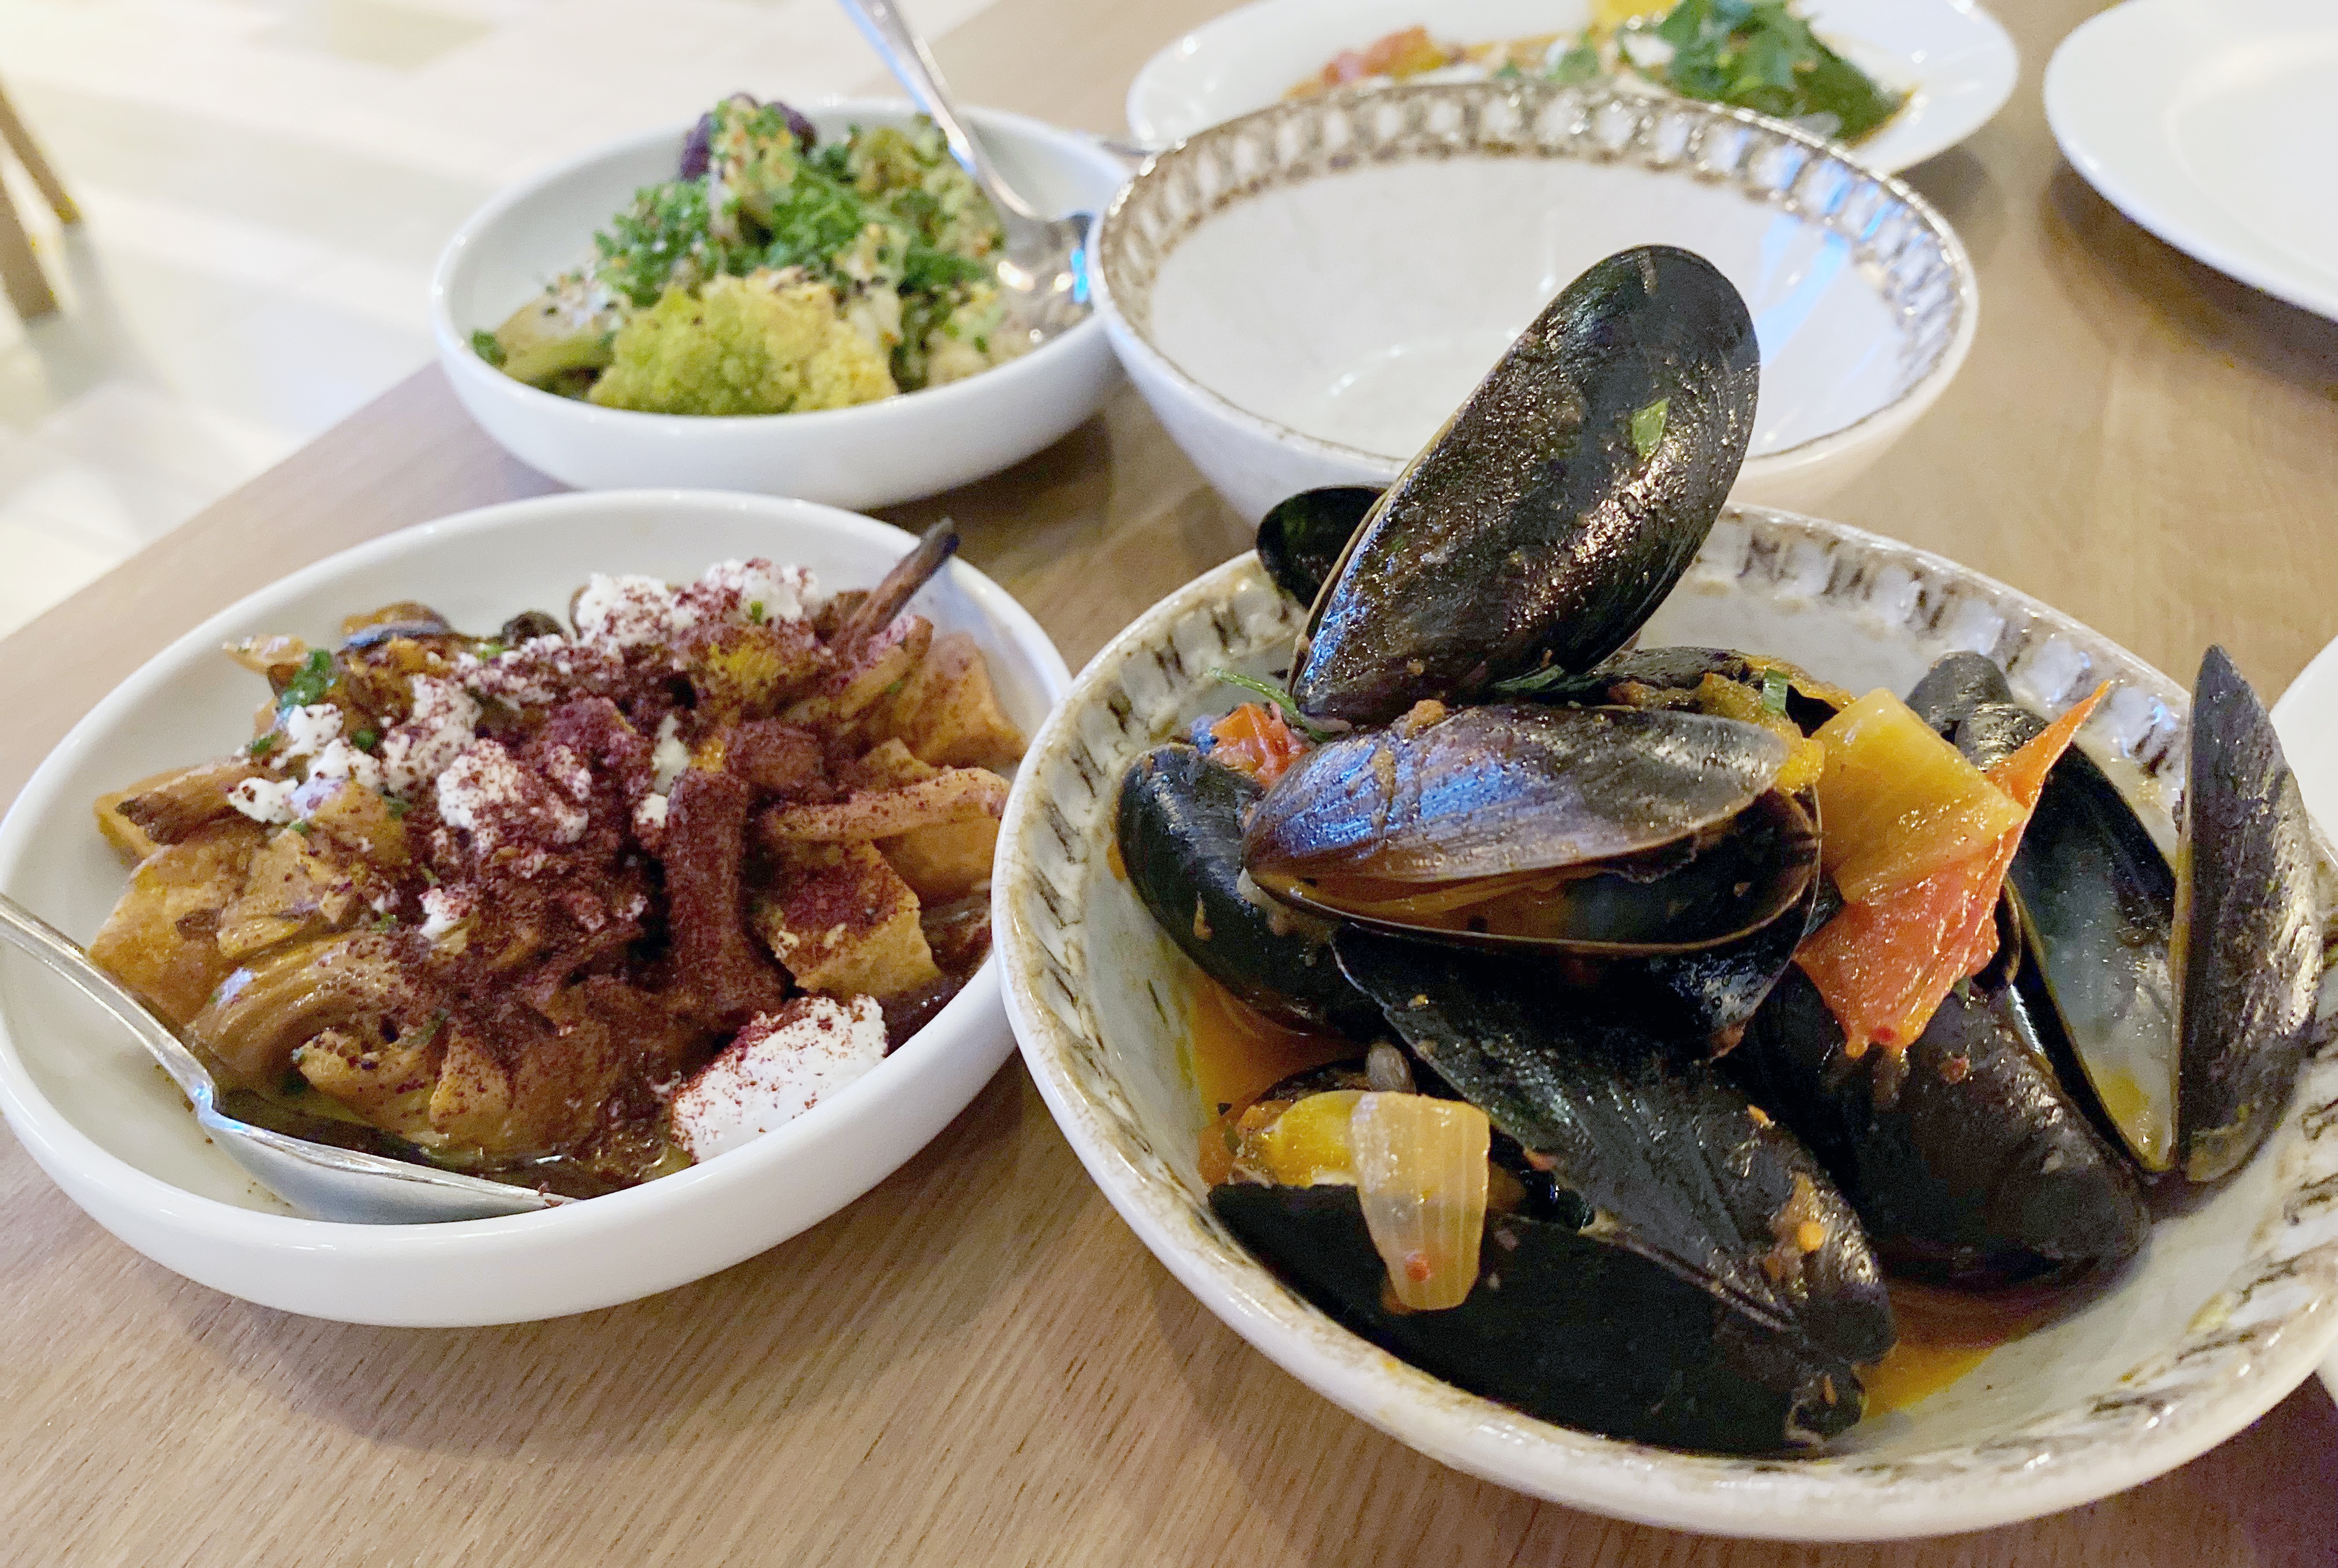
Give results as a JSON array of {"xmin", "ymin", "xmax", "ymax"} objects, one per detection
[{"xmin": 472, "ymin": 96, "xmax": 1025, "ymax": 417}]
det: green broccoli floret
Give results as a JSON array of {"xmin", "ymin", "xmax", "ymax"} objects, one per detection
[{"xmin": 585, "ymin": 272, "xmax": 895, "ymax": 416}]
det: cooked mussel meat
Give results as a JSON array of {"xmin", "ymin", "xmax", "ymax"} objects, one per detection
[
  {"xmin": 1292, "ymin": 246, "xmax": 1759, "ymax": 725},
  {"xmin": 1242, "ymin": 703, "xmax": 1816, "ymax": 953},
  {"xmin": 1116, "ymin": 745, "xmax": 1378, "ymax": 1033},
  {"xmin": 1256, "ymin": 487, "xmax": 1381, "ymax": 605},
  {"xmin": 2176, "ymin": 645, "xmax": 2325, "ymax": 1182}
]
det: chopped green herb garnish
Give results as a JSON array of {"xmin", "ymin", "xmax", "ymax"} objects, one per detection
[
  {"xmin": 277, "ymin": 648, "xmax": 335, "ymax": 712},
  {"xmin": 476, "ymin": 640, "xmax": 507, "ymax": 660},
  {"xmin": 290, "ymin": 819, "xmax": 313, "ymax": 837},
  {"xmin": 1487, "ymin": 665, "xmax": 1581, "ymax": 698},
  {"xmin": 384, "ymin": 796, "xmax": 411, "ymax": 818},
  {"xmin": 1548, "ymin": 37, "xmax": 1602, "ymax": 85},
  {"xmin": 1761, "ymin": 668, "xmax": 1792, "ymax": 713},
  {"xmin": 1204, "ymin": 669, "xmax": 1334, "ymax": 743},
  {"xmin": 375, "ymin": 910, "xmax": 399, "ymax": 931},
  {"xmin": 353, "ymin": 728, "xmax": 380, "ymax": 752},
  {"xmin": 972, "ymin": 335, "xmax": 989, "ymax": 355},
  {"xmin": 1630, "ymin": 397, "xmax": 1669, "ymax": 462},
  {"xmin": 246, "ymin": 733, "xmax": 278, "ymax": 757},
  {"xmin": 469, "ymin": 328, "xmax": 507, "ymax": 368},
  {"xmin": 747, "ymin": 600, "xmax": 766, "ymax": 624},
  {"xmin": 1649, "ymin": 0, "xmax": 1903, "ymax": 141}
]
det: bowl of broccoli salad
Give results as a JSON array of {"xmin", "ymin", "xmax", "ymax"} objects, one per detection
[
  {"xmin": 475, "ymin": 98, "xmax": 1029, "ymax": 416},
  {"xmin": 433, "ymin": 97, "xmax": 1128, "ymax": 506}
]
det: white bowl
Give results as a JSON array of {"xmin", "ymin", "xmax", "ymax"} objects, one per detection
[
  {"xmin": 993, "ymin": 506, "xmax": 2338, "ymax": 1540},
  {"xmin": 1090, "ymin": 82, "xmax": 1977, "ymax": 523},
  {"xmin": 1126, "ymin": 0, "xmax": 2020, "ymax": 176},
  {"xmin": 0, "ymin": 490, "xmax": 1070, "ymax": 1326},
  {"xmin": 431, "ymin": 100, "xmax": 1129, "ymax": 509}
]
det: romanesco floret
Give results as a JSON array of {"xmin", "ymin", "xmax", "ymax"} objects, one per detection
[{"xmin": 586, "ymin": 271, "xmax": 896, "ymax": 416}]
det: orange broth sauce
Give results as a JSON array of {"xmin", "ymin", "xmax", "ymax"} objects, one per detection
[
  {"xmin": 1182, "ymin": 974, "xmax": 1356, "ymax": 1185},
  {"xmin": 1861, "ymin": 1281, "xmax": 2068, "ymax": 1414}
]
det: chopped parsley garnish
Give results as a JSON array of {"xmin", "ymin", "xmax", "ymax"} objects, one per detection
[
  {"xmin": 246, "ymin": 733, "xmax": 278, "ymax": 757},
  {"xmin": 747, "ymin": 600, "xmax": 767, "ymax": 624},
  {"xmin": 1647, "ymin": 0, "xmax": 1903, "ymax": 141},
  {"xmin": 290, "ymin": 820, "xmax": 314, "ymax": 837},
  {"xmin": 384, "ymin": 796, "xmax": 411, "ymax": 818},
  {"xmin": 1549, "ymin": 37, "xmax": 1602, "ymax": 85},
  {"xmin": 469, "ymin": 329, "xmax": 507, "ymax": 368},
  {"xmin": 1630, "ymin": 397, "xmax": 1670, "ymax": 462},
  {"xmin": 1761, "ymin": 668, "xmax": 1792, "ymax": 713},
  {"xmin": 353, "ymin": 728, "xmax": 380, "ymax": 752},
  {"xmin": 277, "ymin": 648, "xmax": 335, "ymax": 712},
  {"xmin": 476, "ymin": 640, "xmax": 507, "ymax": 660},
  {"xmin": 1205, "ymin": 668, "xmax": 1334, "ymax": 742}
]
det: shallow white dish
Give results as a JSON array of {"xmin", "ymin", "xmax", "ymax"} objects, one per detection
[
  {"xmin": 2271, "ymin": 633, "xmax": 2338, "ymax": 1404},
  {"xmin": 1091, "ymin": 82, "xmax": 1976, "ymax": 524},
  {"xmin": 2046, "ymin": 0, "xmax": 2338, "ymax": 322},
  {"xmin": 0, "ymin": 489, "xmax": 1069, "ymax": 1326},
  {"xmin": 1128, "ymin": 0, "xmax": 2017, "ymax": 175},
  {"xmin": 994, "ymin": 506, "xmax": 2338, "ymax": 1540},
  {"xmin": 432, "ymin": 99, "xmax": 1128, "ymax": 508}
]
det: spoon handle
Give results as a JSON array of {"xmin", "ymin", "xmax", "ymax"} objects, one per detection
[
  {"xmin": 0, "ymin": 891, "xmax": 217, "ymax": 1104},
  {"xmin": 836, "ymin": 0, "xmax": 1047, "ymax": 227}
]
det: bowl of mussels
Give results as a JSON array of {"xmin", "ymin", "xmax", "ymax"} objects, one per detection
[{"xmin": 993, "ymin": 246, "xmax": 2338, "ymax": 1540}]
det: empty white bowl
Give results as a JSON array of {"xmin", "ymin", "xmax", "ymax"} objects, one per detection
[
  {"xmin": 0, "ymin": 490, "xmax": 1069, "ymax": 1326},
  {"xmin": 432, "ymin": 100, "xmax": 1129, "ymax": 508},
  {"xmin": 1091, "ymin": 82, "xmax": 1977, "ymax": 522},
  {"xmin": 994, "ymin": 507, "xmax": 2338, "ymax": 1538}
]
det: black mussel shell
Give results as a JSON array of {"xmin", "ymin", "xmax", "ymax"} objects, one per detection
[
  {"xmin": 1210, "ymin": 1186, "xmax": 1863, "ymax": 1452},
  {"xmin": 1906, "ymin": 652, "xmax": 2015, "ymax": 737},
  {"xmin": 1952, "ymin": 699, "xmax": 2181, "ymax": 1174},
  {"xmin": 1292, "ymin": 246, "xmax": 1759, "ymax": 726},
  {"xmin": 1277, "ymin": 930, "xmax": 1888, "ymax": 1449},
  {"xmin": 1636, "ymin": 856, "xmax": 1825, "ymax": 1046},
  {"xmin": 1257, "ymin": 487, "xmax": 1381, "ymax": 604},
  {"xmin": 2177, "ymin": 647, "xmax": 2325, "ymax": 1182},
  {"xmin": 1502, "ymin": 647, "xmax": 1840, "ymax": 732},
  {"xmin": 1735, "ymin": 966, "xmax": 2148, "ymax": 1287},
  {"xmin": 1116, "ymin": 746, "xmax": 1379, "ymax": 1033},
  {"xmin": 1246, "ymin": 705, "xmax": 1786, "ymax": 884}
]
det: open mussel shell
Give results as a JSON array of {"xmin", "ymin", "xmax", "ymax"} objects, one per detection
[
  {"xmin": 1243, "ymin": 704, "xmax": 1810, "ymax": 955},
  {"xmin": 1115, "ymin": 745, "xmax": 1379, "ymax": 1035},
  {"xmin": 2176, "ymin": 646, "xmax": 2325, "ymax": 1182},
  {"xmin": 1636, "ymin": 859, "xmax": 1825, "ymax": 1046},
  {"xmin": 1734, "ymin": 959, "xmax": 2149, "ymax": 1287},
  {"xmin": 1950, "ymin": 696, "xmax": 2182, "ymax": 1174},
  {"xmin": 1255, "ymin": 487, "xmax": 1381, "ymax": 605},
  {"xmin": 1291, "ymin": 246, "xmax": 1759, "ymax": 727},
  {"xmin": 1281, "ymin": 929, "xmax": 1890, "ymax": 1449}
]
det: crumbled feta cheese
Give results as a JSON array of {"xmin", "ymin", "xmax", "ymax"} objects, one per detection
[
  {"xmin": 633, "ymin": 792, "xmax": 670, "ymax": 836},
  {"xmin": 380, "ymin": 674, "xmax": 481, "ymax": 796},
  {"xmin": 649, "ymin": 713, "xmax": 690, "ymax": 790},
  {"xmin": 670, "ymin": 996, "xmax": 887, "ymax": 1162},
  {"xmin": 288, "ymin": 736, "xmax": 386, "ymax": 816},
  {"xmin": 418, "ymin": 887, "xmax": 473, "ymax": 942},
  {"xmin": 543, "ymin": 743, "xmax": 592, "ymax": 805},
  {"xmin": 680, "ymin": 558, "xmax": 819, "ymax": 626},
  {"xmin": 437, "ymin": 739, "xmax": 590, "ymax": 850},
  {"xmin": 228, "ymin": 774, "xmax": 300, "ymax": 825},
  {"xmin": 573, "ymin": 572, "xmax": 699, "ymax": 650},
  {"xmin": 278, "ymin": 703, "xmax": 343, "ymax": 761}
]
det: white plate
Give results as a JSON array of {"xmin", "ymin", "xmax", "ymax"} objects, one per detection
[
  {"xmin": 0, "ymin": 490, "xmax": 1069, "ymax": 1326},
  {"xmin": 2046, "ymin": 0, "xmax": 2338, "ymax": 321},
  {"xmin": 2271, "ymin": 634, "xmax": 2338, "ymax": 1404},
  {"xmin": 1127, "ymin": 0, "xmax": 2017, "ymax": 173}
]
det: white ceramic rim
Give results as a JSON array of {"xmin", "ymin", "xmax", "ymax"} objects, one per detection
[
  {"xmin": 2043, "ymin": 0, "xmax": 2338, "ymax": 322},
  {"xmin": 427, "ymin": 98, "xmax": 1122, "ymax": 434},
  {"xmin": 995, "ymin": 510, "xmax": 2338, "ymax": 1540},
  {"xmin": 1088, "ymin": 83, "xmax": 1980, "ymax": 491},
  {"xmin": 0, "ymin": 489, "xmax": 1069, "ymax": 1280},
  {"xmin": 1121, "ymin": 0, "xmax": 2021, "ymax": 175}
]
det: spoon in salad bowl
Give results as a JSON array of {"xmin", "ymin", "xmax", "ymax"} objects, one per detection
[
  {"xmin": 0, "ymin": 891, "xmax": 558, "ymax": 1223},
  {"xmin": 840, "ymin": 0, "xmax": 1096, "ymax": 340}
]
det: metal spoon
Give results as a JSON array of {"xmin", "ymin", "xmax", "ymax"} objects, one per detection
[
  {"xmin": 838, "ymin": 0, "xmax": 1095, "ymax": 339},
  {"xmin": 0, "ymin": 892, "xmax": 558, "ymax": 1223}
]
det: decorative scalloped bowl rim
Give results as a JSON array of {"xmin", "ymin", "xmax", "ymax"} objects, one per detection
[
  {"xmin": 1088, "ymin": 81, "xmax": 1979, "ymax": 493},
  {"xmin": 992, "ymin": 505, "xmax": 2338, "ymax": 1541}
]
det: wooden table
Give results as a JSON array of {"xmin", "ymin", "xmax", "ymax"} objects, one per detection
[{"xmin": 5, "ymin": 1, "xmax": 2336, "ymax": 1563}]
